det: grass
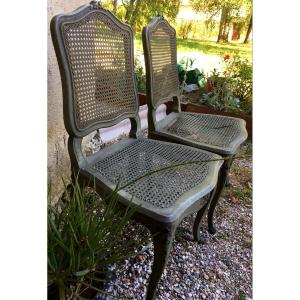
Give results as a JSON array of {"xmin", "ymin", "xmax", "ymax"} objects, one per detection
[
  {"xmin": 134, "ymin": 34, "xmax": 252, "ymax": 60},
  {"xmin": 176, "ymin": 38, "xmax": 252, "ymax": 60}
]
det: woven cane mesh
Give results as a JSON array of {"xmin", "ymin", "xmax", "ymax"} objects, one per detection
[
  {"xmin": 92, "ymin": 139, "xmax": 214, "ymax": 208},
  {"xmin": 148, "ymin": 21, "xmax": 179, "ymax": 107},
  {"xmin": 63, "ymin": 11, "xmax": 137, "ymax": 130},
  {"xmin": 166, "ymin": 114, "xmax": 242, "ymax": 148}
]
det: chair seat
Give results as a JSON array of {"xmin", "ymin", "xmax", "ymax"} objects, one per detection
[
  {"xmin": 154, "ymin": 112, "xmax": 248, "ymax": 155},
  {"xmin": 83, "ymin": 138, "xmax": 222, "ymax": 222}
]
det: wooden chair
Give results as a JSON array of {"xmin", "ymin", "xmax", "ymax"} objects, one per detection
[
  {"xmin": 50, "ymin": 2, "xmax": 222, "ymax": 298},
  {"xmin": 142, "ymin": 15, "xmax": 248, "ymax": 234}
]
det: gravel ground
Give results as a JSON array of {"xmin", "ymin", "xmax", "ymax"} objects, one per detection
[{"xmin": 101, "ymin": 142, "xmax": 253, "ymax": 300}]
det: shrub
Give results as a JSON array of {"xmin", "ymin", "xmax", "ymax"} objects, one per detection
[
  {"xmin": 134, "ymin": 56, "xmax": 146, "ymax": 93},
  {"xmin": 201, "ymin": 69, "xmax": 241, "ymax": 113},
  {"xmin": 200, "ymin": 55, "xmax": 252, "ymax": 115},
  {"xmin": 223, "ymin": 55, "xmax": 252, "ymax": 104},
  {"xmin": 177, "ymin": 20, "xmax": 193, "ymax": 39}
]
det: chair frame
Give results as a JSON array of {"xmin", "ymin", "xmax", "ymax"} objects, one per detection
[
  {"xmin": 51, "ymin": 3, "xmax": 222, "ymax": 299},
  {"xmin": 142, "ymin": 14, "xmax": 247, "ymax": 234}
]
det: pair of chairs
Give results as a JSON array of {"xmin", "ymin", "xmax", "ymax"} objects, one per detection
[{"xmin": 50, "ymin": 1, "xmax": 247, "ymax": 299}]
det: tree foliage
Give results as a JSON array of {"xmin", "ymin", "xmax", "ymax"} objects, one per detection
[
  {"xmin": 191, "ymin": 0, "xmax": 252, "ymax": 42},
  {"xmin": 103, "ymin": 0, "xmax": 181, "ymax": 32},
  {"xmin": 191, "ymin": 0, "xmax": 250, "ymax": 15}
]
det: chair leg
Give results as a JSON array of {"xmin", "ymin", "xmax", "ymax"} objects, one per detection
[
  {"xmin": 146, "ymin": 225, "xmax": 176, "ymax": 300},
  {"xmin": 225, "ymin": 155, "xmax": 235, "ymax": 187},
  {"xmin": 193, "ymin": 201, "xmax": 209, "ymax": 242},
  {"xmin": 225, "ymin": 176, "xmax": 231, "ymax": 187},
  {"xmin": 207, "ymin": 157, "xmax": 231, "ymax": 234}
]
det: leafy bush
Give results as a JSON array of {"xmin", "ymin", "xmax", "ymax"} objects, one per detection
[
  {"xmin": 48, "ymin": 178, "xmax": 143, "ymax": 300},
  {"xmin": 175, "ymin": 18, "xmax": 219, "ymax": 41},
  {"xmin": 134, "ymin": 56, "xmax": 146, "ymax": 93},
  {"xmin": 223, "ymin": 55, "xmax": 252, "ymax": 104},
  {"xmin": 201, "ymin": 69, "xmax": 241, "ymax": 112},
  {"xmin": 177, "ymin": 20, "xmax": 193, "ymax": 39},
  {"xmin": 200, "ymin": 55, "xmax": 252, "ymax": 115}
]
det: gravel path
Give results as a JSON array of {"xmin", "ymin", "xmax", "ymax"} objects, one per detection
[{"xmin": 105, "ymin": 143, "xmax": 253, "ymax": 300}]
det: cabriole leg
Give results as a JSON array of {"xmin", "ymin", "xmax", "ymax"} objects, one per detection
[
  {"xmin": 207, "ymin": 157, "xmax": 231, "ymax": 234},
  {"xmin": 225, "ymin": 155, "xmax": 235, "ymax": 187},
  {"xmin": 193, "ymin": 192, "xmax": 215, "ymax": 241},
  {"xmin": 146, "ymin": 225, "xmax": 175, "ymax": 300}
]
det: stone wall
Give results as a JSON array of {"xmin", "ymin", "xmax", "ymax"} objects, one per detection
[{"xmin": 48, "ymin": 0, "xmax": 85, "ymax": 197}]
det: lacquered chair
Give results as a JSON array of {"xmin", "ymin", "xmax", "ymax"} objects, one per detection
[
  {"xmin": 142, "ymin": 15, "xmax": 248, "ymax": 234},
  {"xmin": 51, "ymin": 2, "xmax": 223, "ymax": 298}
]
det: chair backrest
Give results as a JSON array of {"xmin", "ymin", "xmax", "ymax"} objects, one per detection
[
  {"xmin": 51, "ymin": 2, "xmax": 139, "ymax": 138},
  {"xmin": 142, "ymin": 15, "xmax": 180, "ymax": 110}
]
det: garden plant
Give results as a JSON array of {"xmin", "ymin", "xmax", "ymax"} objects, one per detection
[
  {"xmin": 48, "ymin": 178, "xmax": 145, "ymax": 300},
  {"xmin": 200, "ymin": 55, "xmax": 252, "ymax": 115}
]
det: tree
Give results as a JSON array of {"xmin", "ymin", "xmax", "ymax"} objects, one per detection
[
  {"xmin": 218, "ymin": 6, "xmax": 231, "ymax": 42},
  {"xmin": 243, "ymin": 14, "xmax": 252, "ymax": 43},
  {"xmin": 105, "ymin": 0, "xmax": 181, "ymax": 32},
  {"xmin": 127, "ymin": 0, "xmax": 143, "ymax": 28},
  {"xmin": 191, "ymin": 0, "xmax": 252, "ymax": 43},
  {"xmin": 113, "ymin": 0, "xmax": 118, "ymax": 14}
]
